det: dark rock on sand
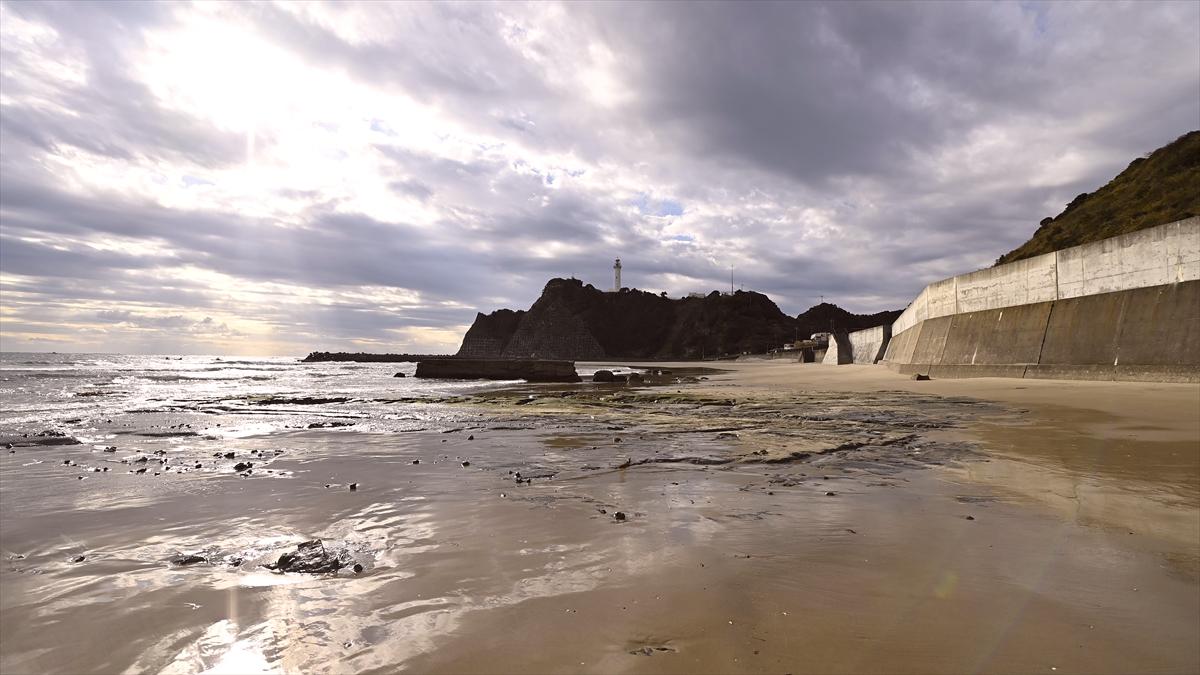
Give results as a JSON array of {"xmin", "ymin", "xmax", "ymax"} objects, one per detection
[
  {"xmin": 393, "ymin": 372, "xmax": 406, "ymax": 378},
  {"xmin": 266, "ymin": 540, "xmax": 349, "ymax": 574},
  {"xmin": 912, "ymin": 373, "xmax": 931, "ymax": 381},
  {"xmin": 256, "ymin": 396, "xmax": 351, "ymax": 405},
  {"xmin": 307, "ymin": 421, "xmax": 354, "ymax": 429},
  {"xmin": 0, "ymin": 432, "xmax": 81, "ymax": 448}
]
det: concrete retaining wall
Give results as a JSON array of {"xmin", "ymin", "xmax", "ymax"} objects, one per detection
[
  {"xmin": 822, "ymin": 325, "xmax": 892, "ymax": 364},
  {"xmin": 848, "ymin": 325, "xmax": 891, "ymax": 364},
  {"xmin": 1056, "ymin": 219, "xmax": 1200, "ymax": 298},
  {"xmin": 821, "ymin": 333, "xmax": 852, "ymax": 365},
  {"xmin": 889, "ymin": 217, "xmax": 1199, "ymax": 335},
  {"xmin": 956, "ymin": 253, "xmax": 1058, "ymax": 313},
  {"xmin": 883, "ymin": 218, "xmax": 1200, "ymax": 382}
]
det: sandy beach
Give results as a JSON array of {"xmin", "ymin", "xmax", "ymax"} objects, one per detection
[{"xmin": 1, "ymin": 360, "xmax": 1197, "ymax": 674}]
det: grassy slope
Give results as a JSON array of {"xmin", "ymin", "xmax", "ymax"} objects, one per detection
[{"xmin": 996, "ymin": 130, "xmax": 1200, "ymax": 265}]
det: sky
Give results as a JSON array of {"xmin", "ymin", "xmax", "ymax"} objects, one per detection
[{"xmin": 1, "ymin": 1, "xmax": 1197, "ymax": 355}]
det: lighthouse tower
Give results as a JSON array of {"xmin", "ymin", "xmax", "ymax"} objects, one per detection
[{"xmin": 613, "ymin": 258, "xmax": 622, "ymax": 292}]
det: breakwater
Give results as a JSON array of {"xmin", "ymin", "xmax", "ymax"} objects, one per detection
[{"xmin": 414, "ymin": 358, "xmax": 581, "ymax": 382}]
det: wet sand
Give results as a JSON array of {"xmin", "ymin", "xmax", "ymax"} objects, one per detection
[{"xmin": 1, "ymin": 362, "xmax": 1197, "ymax": 674}]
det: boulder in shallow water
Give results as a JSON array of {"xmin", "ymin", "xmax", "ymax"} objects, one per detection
[
  {"xmin": 393, "ymin": 372, "xmax": 406, "ymax": 378},
  {"xmin": 593, "ymin": 369, "xmax": 616, "ymax": 382},
  {"xmin": 266, "ymin": 539, "xmax": 349, "ymax": 574}
]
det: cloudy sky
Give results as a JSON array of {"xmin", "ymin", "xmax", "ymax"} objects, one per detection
[{"xmin": 1, "ymin": 1, "xmax": 1197, "ymax": 355}]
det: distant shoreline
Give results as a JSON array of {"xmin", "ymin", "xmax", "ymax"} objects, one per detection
[{"xmin": 299, "ymin": 351, "xmax": 451, "ymax": 363}]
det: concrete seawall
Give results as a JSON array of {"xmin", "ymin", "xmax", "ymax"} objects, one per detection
[
  {"xmin": 889, "ymin": 217, "xmax": 1199, "ymax": 336},
  {"xmin": 883, "ymin": 217, "xmax": 1200, "ymax": 382},
  {"xmin": 822, "ymin": 333, "xmax": 852, "ymax": 364},
  {"xmin": 823, "ymin": 325, "xmax": 891, "ymax": 365}
]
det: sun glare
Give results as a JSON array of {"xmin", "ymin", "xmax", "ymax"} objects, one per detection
[{"xmin": 139, "ymin": 16, "xmax": 296, "ymax": 138}]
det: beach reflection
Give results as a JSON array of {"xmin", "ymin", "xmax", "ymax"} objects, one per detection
[{"xmin": 159, "ymin": 619, "xmax": 277, "ymax": 675}]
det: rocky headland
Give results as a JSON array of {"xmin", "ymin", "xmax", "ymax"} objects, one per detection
[{"xmin": 458, "ymin": 278, "xmax": 901, "ymax": 360}]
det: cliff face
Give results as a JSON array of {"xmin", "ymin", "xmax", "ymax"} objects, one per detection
[
  {"xmin": 457, "ymin": 279, "xmax": 800, "ymax": 359},
  {"xmin": 456, "ymin": 308, "xmax": 525, "ymax": 357}
]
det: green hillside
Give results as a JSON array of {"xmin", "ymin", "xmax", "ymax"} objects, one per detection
[{"xmin": 996, "ymin": 130, "xmax": 1200, "ymax": 265}]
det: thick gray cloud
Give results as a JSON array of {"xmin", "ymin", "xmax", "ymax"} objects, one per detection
[{"xmin": 0, "ymin": 0, "xmax": 1197, "ymax": 354}]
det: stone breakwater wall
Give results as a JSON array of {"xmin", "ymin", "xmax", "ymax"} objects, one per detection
[
  {"xmin": 414, "ymin": 358, "xmax": 581, "ymax": 383},
  {"xmin": 883, "ymin": 217, "xmax": 1200, "ymax": 382}
]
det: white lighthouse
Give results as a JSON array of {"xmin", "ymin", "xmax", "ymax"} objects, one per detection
[{"xmin": 613, "ymin": 258, "xmax": 622, "ymax": 292}]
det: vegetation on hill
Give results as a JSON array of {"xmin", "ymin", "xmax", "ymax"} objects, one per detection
[
  {"xmin": 795, "ymin": 303, "xmax": 902, "ymax": 340},
  {"xmin": 996, "ymin": 130, "xmax": 1199, "ymax": 265}
]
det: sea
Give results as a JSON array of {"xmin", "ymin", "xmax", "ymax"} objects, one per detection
[{"xmin": 0, "ymin": 352, "xmax": 524, "ymax": 438}]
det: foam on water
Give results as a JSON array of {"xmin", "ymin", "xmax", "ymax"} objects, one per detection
[{"xmin": 0, "ymin": 353, "xmax": 504, "ymax": 432}]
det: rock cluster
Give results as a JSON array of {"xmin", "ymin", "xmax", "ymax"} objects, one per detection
[{"xmin": 265, "ymin": 540, "xmax": 359, "ymax": 574}]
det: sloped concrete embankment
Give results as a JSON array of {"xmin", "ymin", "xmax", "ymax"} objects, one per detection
[
  {"xmin": 883, "ymin": 217, "xmax": 1199, "ymax": 382},
  {"xmin": 886, "ymin": 281, "xmax": 1198, "ymax": 382}
]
